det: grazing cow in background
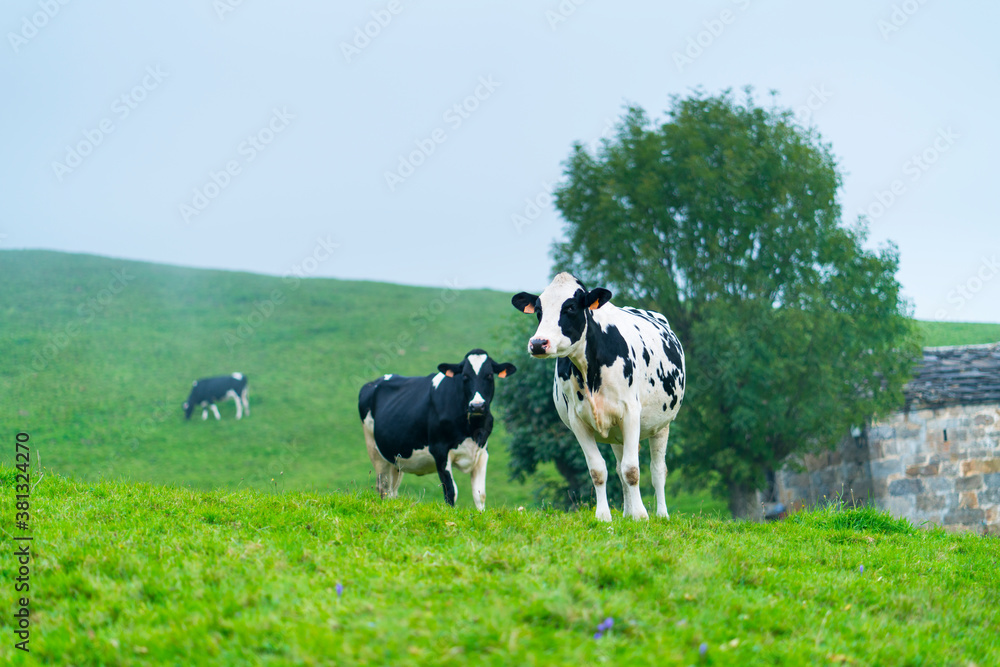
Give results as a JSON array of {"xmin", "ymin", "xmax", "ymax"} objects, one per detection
[
  {"xmin": 358, "ymin": 349, "xmax": 516, "ymax": 510},
  {"xmin": 512, "ymin": 273, "xmax": 685, "ymax": 522},
  {"xmin": 183, "ymin": 373, "xmax": 250, "ymax": 420}
]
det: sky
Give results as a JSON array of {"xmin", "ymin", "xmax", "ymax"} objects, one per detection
[{"xmin": 2, "ymin": 0, "xmax": 998, "ymax": 323}]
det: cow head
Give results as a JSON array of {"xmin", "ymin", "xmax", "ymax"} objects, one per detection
[
  {"xmin": 182, "ymin": 400, "xmax": 193, "ymax": 420},
  {"xmin": 437, "ymin": 349, "xmax": 516, "ymax": 419},
  {"xmin": 511, "ymin": 272, "xmax": 612, "ymax": 358}
]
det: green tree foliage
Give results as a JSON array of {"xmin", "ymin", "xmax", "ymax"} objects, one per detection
[{"xmin": 510, "ymin": 89, "xmax": 920, "ymax": 518}]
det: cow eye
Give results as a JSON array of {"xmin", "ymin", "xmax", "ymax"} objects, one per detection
[{"xmin": 565, "ymin": 302, "xmax": 577, "ymax": 313}]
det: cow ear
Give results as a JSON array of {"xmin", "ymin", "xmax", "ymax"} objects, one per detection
[
  {"xmin": 587, "ymin": 288, "xmax": 612, "ymax": 310},
  {"xmin": 511, "ymin": 292, "xmax": 539, "ymax": 314},
  {"xmin": 492, "ymin": 361, "xmax": 517, "ymax": 378},
  {"xmin": 438, "ymin": 363, "xmax": 462, "ymax": 377}
]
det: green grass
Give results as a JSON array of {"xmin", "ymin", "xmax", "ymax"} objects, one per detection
[
  {"xmin": 0, "ymin": 250, "xmax": 723, "ymax": 513},
  {"xmin": 1, "ymin": 250, "xmax": 996, "ymax": 515},
  {"xmin": 916, "ymin": 320, "xmax": 1000, "ymax": 347},
  {"xmin": 1, "ymin": 467, "xmax": 997, "ymax": 665}
]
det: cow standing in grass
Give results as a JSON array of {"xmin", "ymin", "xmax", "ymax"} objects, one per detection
[
  {"xmin": 358, "ymin": 349, "xmax": 516, "ymax": 510},
  {"xmin": 512, "ymin": 273, "xmax": 685, "ymax": 521},
  {"xmin": 183, "ymin": 373, "xmax": 250, "ymax": 420}
]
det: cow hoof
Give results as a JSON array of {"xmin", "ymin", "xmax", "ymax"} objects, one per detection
[
  {"xmin": 595, "ymin": 509, "xmax": 612, "ymax": 522},
  {"xmin": 629, "ymin": 508, "xmax": 649, "ymax": 521},
  {"xmin": 657, "ymin": 510, "xmax": 670, "ymax": 519}
]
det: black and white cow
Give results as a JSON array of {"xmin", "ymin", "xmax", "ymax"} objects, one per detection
[
  {"xmin": 358, "ymin": 349, "xmax": 516, "ymax": 510},
  {"xmin": 512, "ymin": 273, "xmax": 685, "ymax": 521},
  {"xmin": 183, "ymin": 373, "xmax": 250, "ymax": 420}
]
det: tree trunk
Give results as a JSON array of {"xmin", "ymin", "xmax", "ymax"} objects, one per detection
[{"xmin": 728, "ymin": 482, "xmax": 764, "ymax": 521}]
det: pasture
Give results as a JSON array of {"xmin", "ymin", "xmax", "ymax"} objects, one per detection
[
  {"xmin": 3, "ymin": 250, "xmax": 1000, "ymax": 664},
  {"xmin": 1, "ymin": 468, "xmax": 998, "ymax": 665},
  {"xmin": 1, "ymin": 250, "xmax": 730, "ymax": 512}
]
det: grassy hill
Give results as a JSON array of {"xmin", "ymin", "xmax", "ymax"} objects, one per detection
[
  {"xmin": 1, "ymin": 250, "xmax": 998, "ymax": 513},
  {"xmin": 1, "ymin": 468, "xmax": 997, "ymax": 665}
]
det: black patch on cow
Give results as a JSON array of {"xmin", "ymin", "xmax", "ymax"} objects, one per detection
[
  {"xmin": 576, "ymin": 391, "xmax": 584, "ymax": 401},
  {"xmin": 556, "ymin": 288, "xmax": 589, "ymax": 345},
  {"xmin": 582, "ymin": 314, "xmax": 634, "ymax": 394},
  {"xmin": 642, "ymin": 345, "xmax": 651, "ymax": 365},
  {"xmin": 662, "ymin": 403, "xmax": 667, "ymax": 411}
]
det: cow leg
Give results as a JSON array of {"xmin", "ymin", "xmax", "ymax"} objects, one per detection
[
  {"xmin": 210, "ymin": 404, "xmax": 222, "ymax": 420},
  {"xmin": 435, "ymin": 457, "xmax": 458, "ymax": 507},
  {"xmin": 362, "ymin": 412, "xmax": 392, "ymax": 498},
  {"xmin": 620, "ymin": 411, "xmax": 648, "ymax": 520},
  {"xmin": 388, "ymin": 466, "xmax": 403, "ymax": 498},
  {"xmin": 650, "ymin": 426, "xmax": 670, "ymax": 518},
  {"xmin": 570, "ymin": 423, "xmax": 612, "ymax": 522},
  {"xmin": 241, "ymin": 387, "xmax": 250, "ymax": 416},
  {"xmin": 468, "ymin": 448, "xmax": 489, "ymax": 511},
  {"xmin": 229, "ymin": 390, "xmax": 243, "ymax": 420},
  {"xmin": 202, "ymin": 408, "xmax": 209, "ymax": 420},
  {"xmin": 610, "ymin": 443, "xmax": 633, "ymax": 517}
]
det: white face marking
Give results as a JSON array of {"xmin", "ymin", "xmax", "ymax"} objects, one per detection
[
  {"xmin": 232, "ymin": 372, "xmax": 243, "ymax": 380},
  {"xmin": 469, "ymin": 391, "xmax": 485, "ymax": 407},
  {"xmin": 533, "ymin": 273, "xmax": 585, "ymax": 357},
  {"xmin": 432, "ymin": 372, "xmax": 445, "ymax": 389},
  {"xmin": 467, "ymin": 354, "xmax": 488, "ymax": 374},
  {"xmin": 383, "ymin": 374, "xmax": 392, "ymax": 381}
]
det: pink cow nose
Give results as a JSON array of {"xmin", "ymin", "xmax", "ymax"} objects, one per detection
[{"xmin": 529, "ymin": 338, "xmax": 549, "ymax": 355}]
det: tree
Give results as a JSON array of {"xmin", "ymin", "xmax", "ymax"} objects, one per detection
[{"xmin": 510, "ymin": 89, "xmax": 919, "ymax": 518}]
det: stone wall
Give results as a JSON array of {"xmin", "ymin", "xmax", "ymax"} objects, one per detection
[{"xmin": 774, "ymin": 402, "xmax": 1000, "ymax": 535}]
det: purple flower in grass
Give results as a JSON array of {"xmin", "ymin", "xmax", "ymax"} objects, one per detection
[
  {"xmin": 593, "ymin": 631, "xmax": 603, "ymax": 639},
  {"xmin": 699, "ymin": 642, "xmax": 708, "ymax": 656},
  {"xmin": 859, "ymin": 565, "xmax": 864, "ymax": 574},
  {"xmin": 336, "ymin": 582, "xmax": 344, "ymax": 597}
]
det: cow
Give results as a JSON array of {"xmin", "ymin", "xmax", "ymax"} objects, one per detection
[
  {"xmin": 358, "ymin": 349, "xmax": 516, "ymax": 510},
  {"xmin": 512, "ymin": 272, "xmax": 685, "ymax": 522},
  {"xmin": 183, "ymin": 373, "xmax": 250, "ymax": 420}
]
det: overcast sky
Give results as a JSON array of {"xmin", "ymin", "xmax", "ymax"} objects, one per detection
[{"xmin": 3, "ymin": 1, "xmax": 997, "ymax": 322}]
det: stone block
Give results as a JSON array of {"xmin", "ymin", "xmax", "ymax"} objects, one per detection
[
  {"xmin": 973, "ymin": 413, "xmax": 995, "ymax": 426},
  {"xmin": 906, "ymin": 462, "xmax": 939, "ymax": 477},
  {"xmin": 980, "ymin": 488, "xmax": 1000, "ymax": 505},
  {"xmin": 961, "ymin": 459, "xmax": 1000, "ymax": 476},
  {"xmin": 889, "ymin": 478, "xmax": 923, "ymax": 496},
  {"xmin": 869, "ymin": 425, "xmax": 896, "ymax": 440},
  {"xmin": 916, "ymin": 494, "xmax": 946, "ymax": 511},
  {"xmin": 937, "ymin": 462, "xmax": 959, "ymax": 477},
  {"xmin": 984, "ymin": 473, "xmax": 1000, "ymax": 489},
  {"xmin": 943, "ymin": 508, "xmax": 985, "ymax": 525},
  {"xmin": 924, "ymin": 476, "xmax": 954, "ymax": 493},
  {"xmin": 986, "ymin": 507, "xmax": 999, "ymax": 524},
  {"xmin": 882, "ymin": 496, "xmax": 915, "ymax": 519},
  {"xmin": 955, "ymin": 475, "xmax": 984, "ymax": 492},
  {"xmin": 870, "ymin": 458, "xmax": 902, "ymax": 480},
  {"xmin": 959, "ymin": 492, "xmax": 980, "ymax": 509}
]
